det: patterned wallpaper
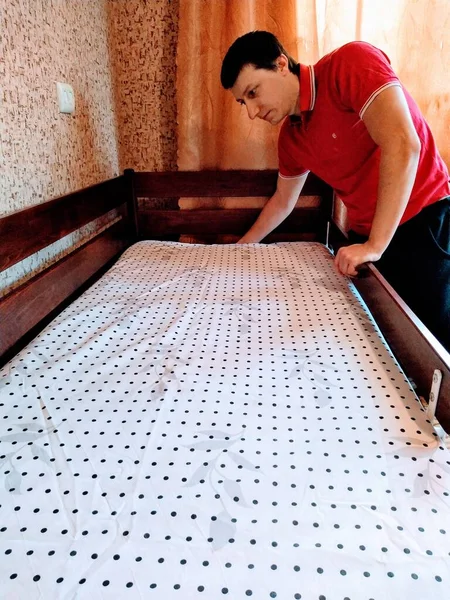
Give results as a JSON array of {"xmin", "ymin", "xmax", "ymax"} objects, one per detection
[
  {"xmin": 0, "ymin": 0, "xmax": 119, "ymax": 216},
  {"xmin": 0, "ymin": 0, "xmax": 179, "ymax": 296},
  {"xmin": 107, "ymin": 0, "xmax": 179, "ymax": 172}
]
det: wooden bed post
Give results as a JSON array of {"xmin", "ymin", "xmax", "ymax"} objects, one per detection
[{"xmin": 124, "ymin": 168, "xmax": 139, "ymax": 241}]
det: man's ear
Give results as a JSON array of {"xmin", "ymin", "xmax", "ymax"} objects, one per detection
[{"xmin": 276, "ymin": 54, "xmax": 289, "ymax": 73}]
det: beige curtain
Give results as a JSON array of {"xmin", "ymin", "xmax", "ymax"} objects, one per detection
[
  {"xmin": 177, "ymin": 0, "xmax": 298, "ymax": 171},
  {"xmin": 177, "ymin": 0, "xmax": 450, "ymax": 171}
]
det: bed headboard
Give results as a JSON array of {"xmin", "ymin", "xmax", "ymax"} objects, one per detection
[{"xmin": 132, "ymin": 169, "xmax": 333, "ymax": 242}]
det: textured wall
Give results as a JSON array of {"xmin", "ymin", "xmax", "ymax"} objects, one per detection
[
  {"xmin": 0, "ymin": 0, "xmax": 120, "ymax": 216},
  {"xmin": 0, "ymin": 0, "xmax": 179, "ymax": 296},
  {"xmin": 0, "ymin": 0, "xmax": 121, "ymax": 296},
  {"xmin": 107, "ymin": 0, "xmax": 179, "ymax": 172}
]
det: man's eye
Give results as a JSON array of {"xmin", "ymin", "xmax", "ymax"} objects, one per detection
[{"xmin": 248, "ymin": 89, "xmax": 256, "ymax": 98}]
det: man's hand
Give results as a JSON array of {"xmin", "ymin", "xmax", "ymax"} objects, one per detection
[{"xmin": 334, "ymin": 242, "xmax": 382, "ymax": 277}]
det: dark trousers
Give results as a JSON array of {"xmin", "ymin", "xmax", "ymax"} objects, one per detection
[{"xmin": 349, "ymin": 197, "xmax": 450, "ymax": 352}]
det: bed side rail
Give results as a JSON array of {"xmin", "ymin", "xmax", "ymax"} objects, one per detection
[
  {"xmin": 0, "ymin": 174, "xmax": 136, "ymax": 365},
  {"xmin": 0, "ymin": 174, "xmax": 135, "ymax": 272},
  {"xmin": 328, "ymin": 220, "xmax": 450, "ymax": 434}
]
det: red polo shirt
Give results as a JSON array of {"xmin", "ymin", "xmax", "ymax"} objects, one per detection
[{"xmin": 278, "ymin": 41, "xmax": 450, "ymax": 236}]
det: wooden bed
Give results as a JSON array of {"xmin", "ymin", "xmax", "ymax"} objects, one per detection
[{"xmin": 1, "ymin": 168, "xmax": 449, "ymax": 433}]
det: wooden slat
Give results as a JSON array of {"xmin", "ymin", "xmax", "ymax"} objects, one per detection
[
  {"xmin": 134, "ymin": 170, "xmax": 331, "ymax": 199},
  {"xmin": 328, "ymin": 222, "xmax": 450, "ymax": 433},
  {"xmin": 0, "ymin": 220, "xmax": 129, "ymax": 363},
  {"xmin": 139, "ymin": 207, "xmax": 324, "ymax": 237},
  {"xmin": 0, "ymin": 175, "xmax": 128, "ymax": 271}
]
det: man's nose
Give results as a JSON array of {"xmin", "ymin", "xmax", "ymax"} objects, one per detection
[{"xmin": 247, "ymin": 103, "xmax": 259, "ymax": 120}]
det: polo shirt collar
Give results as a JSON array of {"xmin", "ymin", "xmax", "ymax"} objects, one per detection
[{"xmin": 299, "ymin": 63, "xmax": 316, "ymax": 113}]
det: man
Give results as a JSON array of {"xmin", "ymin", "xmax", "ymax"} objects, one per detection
[{"xmin": 220, "ymin": 31, "xmax": 450, "ymax": 351}]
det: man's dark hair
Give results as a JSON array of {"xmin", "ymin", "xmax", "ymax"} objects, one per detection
[{"xmin": 221, "ymin": 30, "xmax": 298, "ymax": 89}]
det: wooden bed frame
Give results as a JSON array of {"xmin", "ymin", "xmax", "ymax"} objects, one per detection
[{"xmin": 1, "ymin": 169, "xmax": 450, "ymax": 433}]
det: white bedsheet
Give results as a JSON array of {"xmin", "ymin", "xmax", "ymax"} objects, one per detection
[{"xmin": 1, "ymin": 241, "xmax": 449, "ymax": 600}]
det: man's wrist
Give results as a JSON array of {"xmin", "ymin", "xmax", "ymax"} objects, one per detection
[
  {"xmin": 365, "ymin": 238, "xmax": 386, "ymax": 260},
  {"xmin": 238, "ymin": 233, "xmax": 261, "ymax": 244}
]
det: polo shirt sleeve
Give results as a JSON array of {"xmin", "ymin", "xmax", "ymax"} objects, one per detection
[
  {"xmin": 278, "ymin": 120, "xmax": 310, "ymax": 179},
  {"xmin": 331, "ymin": 41, "xmax": 401, "ymax": 119}
]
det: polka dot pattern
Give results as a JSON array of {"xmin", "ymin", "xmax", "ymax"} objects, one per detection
[{"xmin": 1, "ymin": 240, "xmax": 449, "ymax": 599}]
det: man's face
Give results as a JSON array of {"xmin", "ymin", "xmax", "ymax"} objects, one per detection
[{"xmin": 231, "ymin": 60, "xmax": 296, "ymax": 126}]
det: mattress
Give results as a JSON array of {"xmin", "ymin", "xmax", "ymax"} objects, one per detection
[{"xmin": 1, "ymin": 240, "xmax": 449, "ymax": 600}]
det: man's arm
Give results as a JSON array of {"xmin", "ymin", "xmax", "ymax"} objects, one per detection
[
  {"xmin": 334, "ymin": 85, "xmax": 421, "ymax": 276},
  {"xmin": 237, "ymin": 173, "xmax": 308, "ymax": 243}
]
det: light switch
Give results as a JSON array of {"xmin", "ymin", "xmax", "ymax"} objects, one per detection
[{"xmin": 56, "ymin": 82, "xmax": 75, "ymax": 114}]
